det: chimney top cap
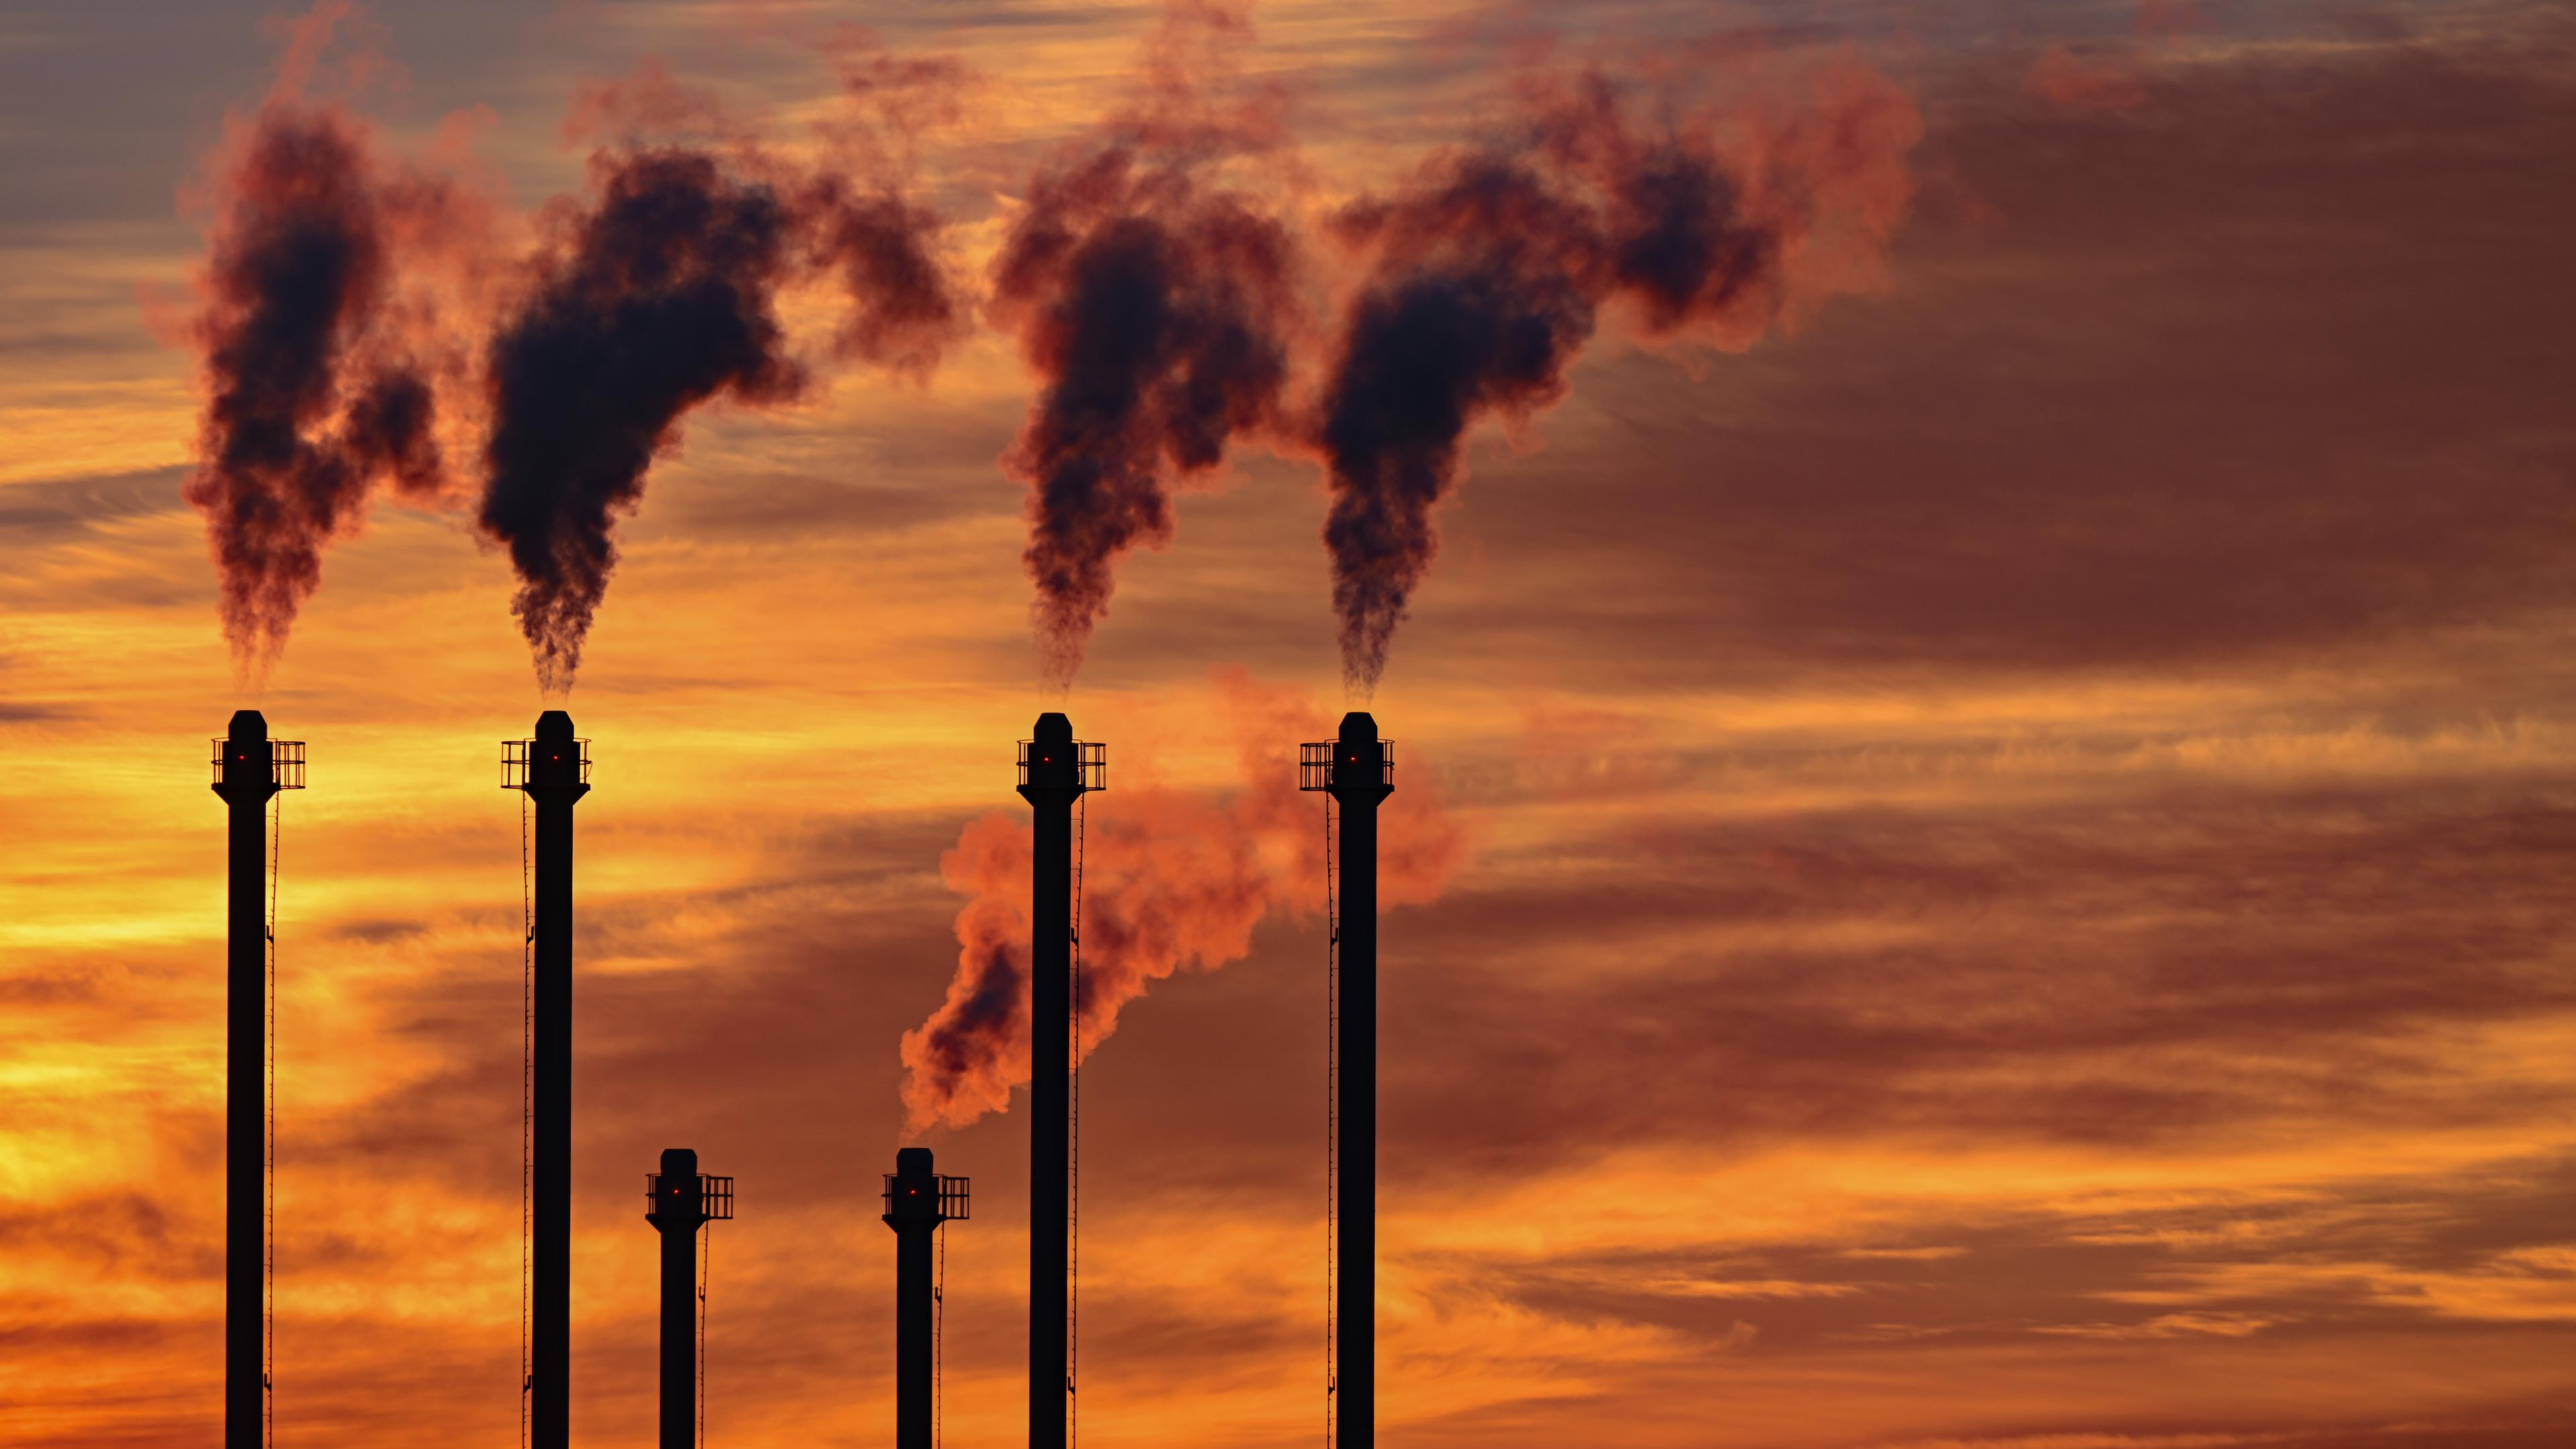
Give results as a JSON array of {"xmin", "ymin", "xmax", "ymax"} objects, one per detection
[
  {"xmin": 659, "ymin": 1146, "xmax": 698, "ymax": 1174},
  {"xmin": 1338, "ymin": 710, "xmax": 1378, "ymax": 743},
  {"xmin": 1032, "ymin": 712, "xmax": 1073, "ymax": 743},
  {"xmin": 896, "ymin": 1146, "xmax": 935, "ymax": 1175},
  {"xmin": 226, "ymin": 708, "xmax": 268, "ymax": 740},
  {"xmin": 535, "ymin": 710, "xmax": 576, "ymax": 740}
]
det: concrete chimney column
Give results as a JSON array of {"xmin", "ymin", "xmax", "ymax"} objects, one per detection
[
  {"xmin": 516, "ymin": 710, "xmax": 588, "ymax": 1449},
  {"xmin": 1018, "ymin": 712, "xmax": 1093, "ymax": 1449},
  {"xmin": 883, "ymin": 1146, "xmax": 963, "ymax": 1449},
  {"xmin": 213, "ymin": 710, "xmax": 284, "ymax": 1448},
  {"xmin": 1316, "ymin": 712, "xmax": 1391, "ymax": 1449},
  {"xmin": 647, "ymin": 1148, "xmax": 714, "ymax": 1449}
]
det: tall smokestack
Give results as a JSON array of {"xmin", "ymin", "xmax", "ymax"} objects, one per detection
[
  {"xmin": 884, "ymin": 1147, "xmax": 969, "ymax": 1449},
  {"xmin": 510, "ymin": 711, "xmax": 589, "ymax": 1449},
  {"xmin": 1017, "ymin": 713, "xmax": 1099, "ymax": 1449},
  {"xmin": 212, "ymin": 710, "xmax": 302, "ymax": 1446},
  {"xmin": 645, "ymin": 1148, "xmax": 732, "ymax": 1449},
  {"xmin": 1303, "ymin": 712, "xmax": 1389, "ymax": 1449}
]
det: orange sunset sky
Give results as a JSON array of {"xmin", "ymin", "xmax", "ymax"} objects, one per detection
[{"xmin": 4, "ymin": 0, "xmax": 2575, "ymax": 1446}]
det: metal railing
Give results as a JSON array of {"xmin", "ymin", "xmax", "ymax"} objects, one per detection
[
  {"xmin": 501, "ymin": 738, "xmax": 592, "ymax": 789},
  {"xmin": 645, "ymin": 1173, "xmax": 735, "ymax": 1222},
  {"xmin": 1017, "ymin": 739, "xmax": 1106, "ymax": 791},
  {"xmin": 1298, "ymin": 739, "xmax": 1393, "ymax": 792},
  {"xmin": 883, "ymin": 1174, "xmax": 972, "ymax": 1221},
  {"xmin": 210, "ymin": 739, "xmax": 307, "ymax": 790}
]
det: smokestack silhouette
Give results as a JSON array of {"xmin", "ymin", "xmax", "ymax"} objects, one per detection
[
  {"xmin": 508, "ymin": 712, "xmax": 588, "ymax": 1449},
  {"xmin": 992, "ymin": 160, "xmax": 1297, "ymax": 684},
  {"xmin": 883, "ymin": 1147, "xmax": 968, "ymax": 1449},
  {"xmin": 1318, "ymin": 67, "xmax": 1919, "ymax": 691},
  {"xmin": 1303, "ymin": 711, "xmax": 1389, "ymax": 1449},
  {"xmin": 211, "ymin": 710, "xmax": 303, "ymax": 1446},
  {"xmin": 1017, "ymin": 713, "xmax": 1098, "ymax": 1449},
  {"xmin": 646, "ymin": 1148, "xmax": 732, "ymax": 1449},
  {"xmin": 186, "ymin": 104, "xmax": 448, "ymax": 669}
]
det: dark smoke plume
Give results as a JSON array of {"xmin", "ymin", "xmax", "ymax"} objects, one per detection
[
  {"xmin": 480, "ymin": 151, "xmax": 808, "ymax": 689},
  {"xmin": 989, "ymin": 1, "xmax": 1301, "ymax": 686},
  {"xmin": 810, "ymin": 183, "xmax": 963, "ymax": 376},
  {"xmin": 1318, "ymin": 66, "xmax": 1920, "ymax": 693},
  {"xmin": 183, "ymin": 103, "xmax": 453, "ymax": 669},
  {"xmin": 479, "ymin": 145, "xmax": 960, "ymax": 689},
  {"xmin": 994, "ymin": 158, "xmax": 1297, "ymax": 684},
  {"xmin": 1318, "ymin": 160, "xmax": 1609, "ymax": 693}
]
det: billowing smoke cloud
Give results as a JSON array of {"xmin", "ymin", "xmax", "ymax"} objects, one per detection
[
  {"xmin": 478, "ymin": 150, "xmax": 811, "ymax": 690},
  {"xmin": 1318, "ymin": 64, "xmax": 1921, "ymax": 693},
  {"xmin": 900, "ymin": 669, "xmax": 1466, "ymax": 1131},
  {"xmin": 480, "ymin": 117, "xmax": 962, "ymax": 689},
  {"xmin": 182, "ymin": 3, "xmax": 464, "ymax": 672},
  {"xmin": 812, "ymin": 182, "xmax": 961, "ymax": 375},
  {"xmin": 989, "ymin": 1, "xmax": 1301, "ymax": 686}
]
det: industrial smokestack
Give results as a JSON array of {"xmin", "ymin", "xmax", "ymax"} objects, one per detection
[
  {"xmin": 211, "ymin": 710, "xmax": 303, "ymax": 1446},
  {"xmin": 1302, "ymin": 712, "xmax": 1390, "ymax": 1449},
  {"xmin": 883, "ymin": 1147, "xmax": 969, "ymax": 1449},
  {"xmin": 646, "ymin": 1148, "xmax": 733, "ymax": 1449},
  {"xmin": 1018, "ymin": 713, "xmax": 1099, "ymax": 1449},
  {"xmin": 508, "ymin": 711, "xmax": 589, "ymax": 1449}
]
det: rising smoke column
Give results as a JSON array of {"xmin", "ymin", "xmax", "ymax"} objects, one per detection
[
  {"xmin": 479, "ymin": 150, "xmax": 810, "ymax": 689},
  {"xmin": 182, "ymin": 29, "xmax": 460, "ymax": 671},
  {"xmin": 1318, "ymin": 64, "xmax": 1921, "ymax": 693},
  {"xmin": 1317, "ymin": 160, "xmax": 1610, "ymax": 694},
  {"xmin": 899, "ymin": 669, "xmax": 1466, "ymax": 1130},
  {"xmin": 988, "ymin": 1, "xmax": 1302, "ymax": 686},
  {"xmin": 478, "ymin": 144, "xmax": 961, "ymax": 689}
]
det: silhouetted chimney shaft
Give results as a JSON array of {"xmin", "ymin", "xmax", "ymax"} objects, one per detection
[
  {"xmin": 519, "ymin": 711, "xmax": 588, "ymax": 1449},
  {"xmin": 214, "ymin": 710, "xmax": 280, "ymax": 1448},
  {"xmin": 883, "ymin": 1146, "xmax": 959, "ymax": 1449},
  {"xmin": 1328, "ymin": 712, "xmax": 1390, "ymax": 1449},
  {"xmin": 647, "ymin": 1148, "xmax": 710, "ymax": 1449},
  {"xmin": 1018, "ymin": 713, "xmax": 1089, "ymax": 1449}
]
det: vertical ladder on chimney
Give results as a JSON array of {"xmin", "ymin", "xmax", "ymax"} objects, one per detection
[
  {"xmin": 265, "ymin": 793, "xmax": 280, "ymax": 1446},
  {"xmin": 519, "ymin": 792, "xmax": 533, "ymax": 1449},
  {"xmin": 1322, "ymin": 792, "xmax": 1338, "ymax": 1449},
  {"xmin": 1067, "ymin": 792, "xmax": 1086, "ymax": 1449},
  {"xmin": 935, "ymin": 1219, "xmax": 947, "ymax": 1449},
  {"xmin": 698, "ymin": 1218, "xmax": 711, "ymax": 1446}
]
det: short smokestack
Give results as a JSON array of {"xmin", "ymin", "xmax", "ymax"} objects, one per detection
[
  {"xmin": 1017, "ymin": 713, "xmax": 1099, "ymax": 1449},
  {"xmin": 211, "ymin": 710, "xmax": 302, "ymax": 1446},
  {"xmin": 645, "ymin": 1148, "xmax": 732, "ymax": 1449},
  {"xmin": 1303, "ymin": 712, "xmax": 1391, "ymax": 1449},
  {"xmin": 884, "ymin": 1147, "xmax": 969, "ymax": 1449},
  {"xmin": 509, "ymin": 711, "xmax": 589, "ymax": 1449}
]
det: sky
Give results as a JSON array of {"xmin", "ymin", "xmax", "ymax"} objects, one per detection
[{"xmin": 3, "ymin": 0, "xmax": 2575, "ymax": 1446}]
